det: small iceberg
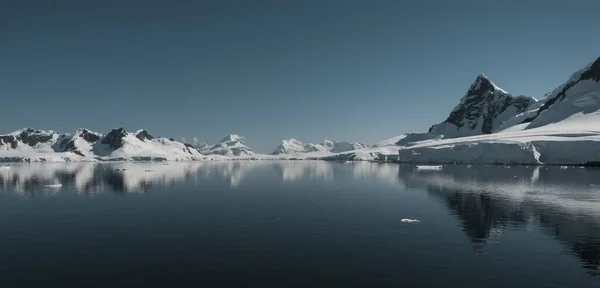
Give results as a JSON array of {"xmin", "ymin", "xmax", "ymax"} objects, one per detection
[
  {"xmin": 416, "ymin": 165, "xmax": 442, "ymax": 171},
  {"xmin": 401, "ymin": 218, "xmax": 420, "ymax": 223},
  {"xmin": 45, "ymin": 184, "xmax": 62, "ymax": 188},
  {"xmin": 560, "ymin": 166, "xmax": 568, "ymax": 169}
]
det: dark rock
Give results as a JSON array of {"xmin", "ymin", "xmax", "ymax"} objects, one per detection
[
  {"xmin": 16, "ymin": 129, "xmax": 54, "ymax": 147},
  {"xmin": 580, "ymin": 57, "xmax": 600, "ymax": 82},
  {"xmin": 135, "ymin": 130, "xmax": 154, "ymax": 142},
  {"xmin": 0, "ymin": 135, "xmax": 18, "ymax": 149},
  {"xmin": 80, "ymin": 129, "xmax": 100, "ymax": 143},
  {"xmin": 101, "ymin": 128, "xmax": 127, "ymax": 149},
  {"xmin": 435, "ymin": 75, "xmax": 535, "ymax": 135}
]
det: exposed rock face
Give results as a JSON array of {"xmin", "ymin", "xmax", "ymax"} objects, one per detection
[
  {"xmin": 101, "ymin": 128, "xmax": 127, "ymax": 149},
  {"xmin": 54, "ymin": 129, "xmax": 102, "ymax": 157},
  {"xmin": 17, "ymin": 128, "xmax": 54, "ymax": 146},
  {"xmin": 0, "ymin": 135, "xmax": 18, "ymax": 149},
  {"xmin": 524, "ymin": 56, "xmax": 600, "ymax": 127},
  {"xmin": 429, "ymin": 74, "xmax": 536, "ymax": 137},
  {"xmin": 0, "ymin": 128, "xmax": 57, "ymax": 150},
  {"xmin": 135, "ymin": 130, "xmax": 154, "ymax": 142},
  {"xmin": 79, "ymin": 129, "xmax": 101, "ymax": 143}
]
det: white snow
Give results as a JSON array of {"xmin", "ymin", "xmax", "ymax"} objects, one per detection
[
  {"xmin": 416, "ymin": 165, "xmax": 442, "ymax": 171},
  {"xmin": 206, "ymin": 134, "xmax": 255, "ymax": 156},
  {"xmin": 272, "ymin": 138, "xmax": 367, "ymax": 155},
  {"xmin": 376, "ymin": 134, "xmax": 408, "ymax": 147},
  {"xmin": 44, "ymin": 184, "xmax": 63, "ymax": 188},
  {"xmin": 401, "ymin": 219, "xmax": 420, "ymax": 223}
]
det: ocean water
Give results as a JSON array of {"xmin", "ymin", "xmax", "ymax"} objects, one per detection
[{"xmin": 0, "ymin": 161, "xmax": 598, "ymax": 287}]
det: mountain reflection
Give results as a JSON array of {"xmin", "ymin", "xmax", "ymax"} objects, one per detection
[
  {"xmin": 0, "ymin": 161, "xmax": 401, "ymax": 195},
  {"xmin": 397, "ymin": 165, "xmax": 600, "ymax": 275}
]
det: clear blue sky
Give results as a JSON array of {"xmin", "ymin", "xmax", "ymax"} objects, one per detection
[{"xmin": 1, "ymin": 0, "xmax": 599, "ymax": 153}]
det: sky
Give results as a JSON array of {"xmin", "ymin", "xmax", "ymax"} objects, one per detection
[{"xmin": 1, "ymin": 0, "xmax": 599, "ymax": 153}]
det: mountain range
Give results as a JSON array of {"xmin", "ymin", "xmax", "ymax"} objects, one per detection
[{"xmin": 2, "ymin": 55, "xmax": 599, "ymax": 164}]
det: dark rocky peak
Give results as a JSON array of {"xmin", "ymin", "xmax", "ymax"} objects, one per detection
[
  {"xmin": 468, "ymin": 74, "xmax": 501, "ymax": 95},
  {"xmin": 0, "ymin": 135, "xmax": 18, "ymax": 149},
  {"xmin": 101, "ymin": 128, "xmax": 128, "ymax": 149},
  {"xmin": 581, "ymin": 56, "xmax": 600, "ymax": 82},
  {"xmin": 135, "ymin": 130, "xmax": 154, "ymax": 142},
  {"xmin": 429, "ymin": 74, "xmax": 536, "ymax": 136},
  {"xmin": 78, "ymin": 129, "xmax": 101, "ymax": 143},
  {"xmin": 442, "ymin": 74, "xmax": 510, "ymax": 128},
  {"xmin": 15, "ymin": 128, "xmax": 55, "ymax": 146}
]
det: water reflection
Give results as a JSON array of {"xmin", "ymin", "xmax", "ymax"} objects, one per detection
[
  {"xmin": 0, "ymin": 161, "xmax": 402, "ymax": 195},
  {"xmin": 397, "ymin": 165, "xmax": 600, "ymax": 275},
  {"xmin": 2, "ymin": 161, "xmax": 600, "ymax": 277}
]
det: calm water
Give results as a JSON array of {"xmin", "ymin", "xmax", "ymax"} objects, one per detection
[{"xmin": 0, "ymin": 161, "xmax": 599, "ymax": 287}]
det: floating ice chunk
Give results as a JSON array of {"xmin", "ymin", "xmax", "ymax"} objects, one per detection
[
  {"xmin": 45, "ymin": 184, "xmax": 62, "ymax": 188},
  {"xmin": 560, "ymin": 166, "xmax": 568, "ymax": 169},
  {"xmin": 416, "ymin": 165, "xmax": 442, "ymax": 171},
  {"xmin": 401, "ymin": 218, "xmax": 420, "ymax": 223}
]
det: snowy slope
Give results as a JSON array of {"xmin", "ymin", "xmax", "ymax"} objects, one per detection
[
  {"xmin": 525, "ymin": 56, "xmax": 600, "ymax": 129},
  {"xmin": 94, "ymin": 129, "xmax": 205, "ymax": 161},
  {"xmin": 271, "ymin": 138, "xmax": 327, "ymax": 155},
  {"xmin": 396, "ymin": 110, "xmax": 600, "ymax": 165},
  {"xmin": 271, "ymin": 138, "xmax": 367, "ymax": 155},
  {"xmin": 341, "ymin": 56, "xmax": 600, "ymax": 165},
  {"xmin": 207, "ymin": 134, "xmax": 255, "ymax": 156}
]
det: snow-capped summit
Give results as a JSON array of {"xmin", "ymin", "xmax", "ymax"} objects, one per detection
[
  {"xmin": 322, "ymin": 140, "xmax": 368, "ymax": 153},
  {"xmin": 271, "ymin": 138, "xmax": 327, "ymax": 155},
  {"xmin": 0, "ymin": 128, "xmax": 60, "ymax": 151},
  {"xmin": 135, "ymin": 130, "xmax": 154, "ymax": 141},
  {"xmin": 271, "ymin": 139, "xmax": 368, "ymax": 155},
  {"xmin": 1, "ymin": 127, "xmax": 209, "ymax": 161},
  {"xmin": 220, "ymin": 134, "xmax": 243, "ymax": 143},
  {"xmin": 194, "ymin": 142, "xmax": 211, "ymax": 154},
  {"xmin": 524, "ymin": 56, "xmax": 600, "ymax": 130},
  {"xmin": 53, "ymin": 128, "xmax": 102, "ymax": 157},
  {"xmin": 428, "ymin": 74, "xmax": 537, "ymax": 137},
  {"xmin": 208, "ymin": 134, "xmax": 254, "ymax": 156},
  {"xmin": 101, "ymin": 128, "xmax": 128, "ymax": 149}
]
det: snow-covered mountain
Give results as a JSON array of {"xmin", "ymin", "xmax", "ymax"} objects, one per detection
[
  {"xmin": 524, "ymin": 56, "xmax": 600, "ymax": 130},
  {"xmin": 194, "ymin": 142, "xmax": 212, "ymax": 155},
  {"xmin": 53, "ymin": 129, "xmax": 103, "ymax": 157},
  {"xmin": 271, "ymin": 138, "xmax": 368, "ymax": 155},
  {"xmin": 428, "ymin": 74, "xmax": 538, "ymax": 138},
  {"xmin": 0, "ymin": 128, "xmax": 217, "ymax": 162},
  {"xmin": 392, "ymin": 56, "xmax": 600, "ymax": 165},
  {"xmin": 206, "ymin": 134, "xmax": 254, "ymax": 156},
  {"xmin": 271, "ymin": 138, "xmax": 326, "ymax": 155}
]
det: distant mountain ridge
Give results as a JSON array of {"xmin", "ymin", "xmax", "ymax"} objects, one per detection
[
  {"xmin": 271, "ymin": 138, "xmax": 368, "ymax": 155},
  {"xmin": 0, "ymin": 128, "xmax": 209, "ymax": 161}
]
